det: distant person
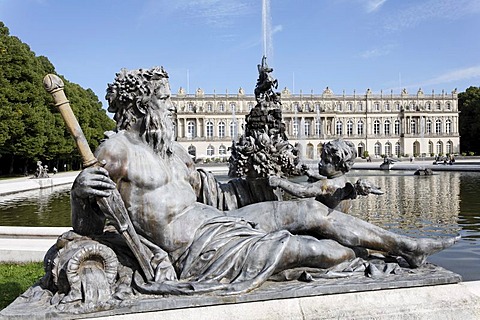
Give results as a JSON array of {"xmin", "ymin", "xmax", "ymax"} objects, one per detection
[
  {"xmin": 53, "ymin": 167, "xmax": 58, "ymax": 175},
  {"xmin": 449, "ymin": 154, "xmax": 455, "ymax": 165}
]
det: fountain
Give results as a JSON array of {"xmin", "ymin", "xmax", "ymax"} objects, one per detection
[
  {"xmin": 2, "ymin": 3, "xmax": 477, "ymax": 319},
  {"xmin": 1, "ymin": 62, "xmax": 466, "ymax": 319}
]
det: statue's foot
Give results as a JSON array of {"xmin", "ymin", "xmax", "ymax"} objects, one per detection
[{"xmin": 402, "ymin": 235, "xmax": 460, "ymax": 268}]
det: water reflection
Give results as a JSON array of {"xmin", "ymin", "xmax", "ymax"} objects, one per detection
[
  {"xmin": 348, "ymin": 171, "xmax": 461, "ymax": 238},
  {"xmin": 347, "ymin": 170, "xmax": 480, "ymax": 281},
  {"xmin": 0, "ymin": 185, "xmax": 72, "ymax": 227},
  {"xmin": 0, "ymin": 171, "xmax": 478, "ymax": 280}
]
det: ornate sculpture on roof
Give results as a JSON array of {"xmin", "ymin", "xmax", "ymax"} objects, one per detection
[
  {"xmin": 323, "ymin": 86, "xmax": 333, "ymax": 95},
  {"xmin": 281, "ymin": 86, "xmax": 291, "ymax": 96},
  {"xmin": 195, "ymin": 87, "xmax": 204, "ymax": 97},
  {"xmin": 177, "ymin": 86, "xmax": 185, "ymax": 95},
  {"xmin": 238, "ymin": 87, "xmax": 245, "ymax": 95}
]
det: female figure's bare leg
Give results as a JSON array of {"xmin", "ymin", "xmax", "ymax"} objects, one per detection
[{"xmin": 229, "ymin": 199, "xmax": 459, "ymax": 267}]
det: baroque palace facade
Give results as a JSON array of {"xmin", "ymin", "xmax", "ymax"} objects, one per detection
[{"xmin": 171, "ymin": 86, "xmax": 459, "ymax": 160}]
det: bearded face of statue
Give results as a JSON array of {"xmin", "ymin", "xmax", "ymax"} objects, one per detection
[
  {"xmin": 142, "ymin": 79, "xmax": 176, "ymax": 156},
  {"xmin": 107, "ymin": 68, "xmax": 176, "ymax": 156}
]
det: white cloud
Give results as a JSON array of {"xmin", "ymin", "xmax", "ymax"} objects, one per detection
[
  {"xmin": 359, "ymin": 44, "xmax": 396, "ymax": 58},
  {"xmin": 140, "ymin": 0, "xmax": 254, "ymax": 28},
  {"xmin": 364, "ymin": 0, "xmax": 387, "ymax": 13},
  {"xmin": 272, "ymin": 25, "xmax": 283, "ymax": 34},
  {"xmin": 385, "ymin": 0, "xmax": 480, "ymax": 31},
  {"xmin": 396, "ymin": 65, "xmax": 480, "ymax": 91},
  {"xmin": 421, "ymin": 66, "xmax": 480, "ymax": 86}
]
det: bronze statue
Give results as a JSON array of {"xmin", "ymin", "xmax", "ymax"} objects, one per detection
[
  {"xmin": 3, "ymin": 67, "xmax": 459, "ymax": 317},
  {"xmin": 69, "ymin": 67, "xmax": 457, "ymax": 295}
]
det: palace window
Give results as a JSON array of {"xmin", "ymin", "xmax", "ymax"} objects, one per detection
[
  {"xmin": 436, "ymin": 102, "xmax": 441, "ymax": 110},
  {"xmin": 187, "ymin": 103, "xmax": 194, "ymax": 112},
  {"xmin": 230, "ymin": 103, "xmax": 236, "ymax": 112},
  {"xmin": 230, "ymin": 121, "xmax": 237, "ymax": 137},
  {"xmin": 207, "ymin": 145, "xmax": 215, "ymax": 156},
  {"xmin": 219, "ymin": 145, "xmax": 227, "ymax": 155},
  {"xmin": 436, "ymin": 141, "xmax": 443, "ymax": 155},
  {"xmin": 394, "ymin": 120, "xmax": 401, "ymax": 135},
  {"xmin": 374, "ymin": 102, "xmax": 380, "ymax": 111},
  {"xmin": 218, "ymin": 121, "xmax": 225, "ymax": 138},
  {"xmin": 347, "ymin": 103, "xmax": 353, "ymax": 111},
  {"xmin": 187, "ymin": 121, "xmax": 195, "ymax": 139},
  {"xmin": 395, "ymin": 103, "xmax": 400, "ymax": 111},
  {"xmin": 373, "ymin": 120, "xmax": 380, "ymax": 135},
  {"xmin": 315, "ymin": 119, "xmax": 322, "ymax": 135},
  {"xmin": 429, "ymin": 141, "xmax": 434, "ymax": 155},
  {"xmin": 384, "ymin": 120, "xmax": 391, "ymax": 135},
  {"xmin": 395, "ymin": 142, "xmax": 401, "ymax": 157},
  {"xmin": 445, "ymin": 119, "xmax": 452, "ymax": 134},
  {"xmin": 207, "ymin": 103, "xmax": 213, "ymax": 112},
  {"xmin": 435, "ymin": 119, "xmax": 442, "ymax": 134},
  {"xmin": 446, "ymin": 141, "xmax": 453, "ymax": 155},
  {"xmin": 248, "ymin": 102, "xmax": 254, "ymax": 111},
  {"xmin": 346, "ymin": 120, "xmax": 353, "ymax": 136},
  {"xmin": 357, "ymin": 102, "xmax": 363, "ymax": 111},
  {"xmin": 336, "ymin": 102, "xmax": 342, "ymax": 111},
  {"xmin": 410, "ymin": 119, "xmax": 417, "ymax": 134},
  {"xmin": 426, "ymin": 102, "xmax": 431, "ymax": 110},
  {"xmin": 218, "ymin": 103, "xmax": 225, "ymax": 112},
  {"xmin": 385, "ymin": 103, "xmax": 390, "ymax": 111},
  {"xmin": 426, "ymin": 119, "xmax": 432, "ymax": 134},
  {"xmin": 292, "ymin": 120, "xmax": 299, "ymax": 137},
  {"xmin": 374, "ymin": 142, "xmax": 381, "ymax": 157},
  {"xmin": 304, "ymin": 121, "xmax": 310, "ymax": 137},
  {"xmin": 357, "ymin": 120, "xmax": 364, "ymax": 135},
  {"xmin": 446, "ymin": 102, "xmax": 452, "ymax": 110},
  {"xmin": 336, "ymin": 120, "xmax": 343, "ymax": 135},
  {"xmin": 206, "ymin": 121, "xmax": 214, "ymax": 138},
  {"xmin": 385, "ymin": 142, "xmax": 392, "ymax": 157}
]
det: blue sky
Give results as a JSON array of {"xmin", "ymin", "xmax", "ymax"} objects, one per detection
[{"xmin": 1, "ymin": 0, "xmax": 479, "ymax": 110}]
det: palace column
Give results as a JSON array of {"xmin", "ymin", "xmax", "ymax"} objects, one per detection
[
  {"xmin": 177, "ymin": 118, "xmax": 185, "ymax": 139},
  {"xmin": 197, "ymin": 119, "xmax": 203, "ymax": 138}
]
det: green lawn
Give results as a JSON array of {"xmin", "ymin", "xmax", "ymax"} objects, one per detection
[{"xmin": 0, "ymin": 262, "xmax": 44, "ymax": 310}]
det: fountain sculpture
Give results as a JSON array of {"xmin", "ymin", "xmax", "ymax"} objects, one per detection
[{"xmin": 0, "ymin": 62, "xmax": 460, "ymax": 319}]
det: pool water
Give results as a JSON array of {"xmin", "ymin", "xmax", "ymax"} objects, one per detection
[{"xmin": 0, "ymin": 171, "xmax": 478, "ymax": 280}]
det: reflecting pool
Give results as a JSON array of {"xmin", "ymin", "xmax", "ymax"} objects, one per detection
[
  {"xmin": 0, "ymin": 171, "xmax": 478, "ymax": 280},
  {"xmin": 0, "ymin": 184, "xmax": 72, "ymax": 227}
]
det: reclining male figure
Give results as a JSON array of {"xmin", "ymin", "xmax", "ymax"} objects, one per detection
[{"xmin": 71, "ymin": 67, "xmax": 458, "ymax": 292}]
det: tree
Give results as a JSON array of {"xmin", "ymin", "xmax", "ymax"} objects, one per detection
[
  {"xmin": 0, "ymin": 21, "xmax": 115, "ymax": 175},
  {"xmin": 458, "ymin": 86, "xmax": 480, "ymax": 154}
]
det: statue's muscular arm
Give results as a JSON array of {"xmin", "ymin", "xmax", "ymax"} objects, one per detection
[{"xmin": 70, "ymin": 137, "xmax": 126, "ymax": 236}]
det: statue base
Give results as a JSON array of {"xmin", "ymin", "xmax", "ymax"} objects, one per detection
[{"xmin": 2, "ymin": 265, "xmax": 473, "ymax": 319}]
